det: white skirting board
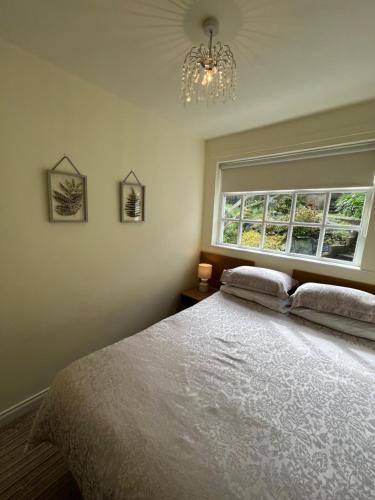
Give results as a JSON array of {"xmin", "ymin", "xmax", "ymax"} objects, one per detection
[{"xmin": 0, "ymin": 388, "xmax": 48, "ymax": 427}]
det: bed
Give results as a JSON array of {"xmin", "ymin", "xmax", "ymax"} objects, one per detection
[{"xmin": 29, "ymin": 267, "xmax": 375, "ymax": 499}]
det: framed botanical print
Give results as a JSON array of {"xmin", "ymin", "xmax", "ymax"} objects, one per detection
[
  {"xmin": 120, "ymin": 170, "xmax": 145, "ymax": 223},
  {"xmin": 47, "ymin": 155, "xmax": 88, "ymax": 223}
]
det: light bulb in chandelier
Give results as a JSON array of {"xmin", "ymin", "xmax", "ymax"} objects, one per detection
[
  {"xmin": 201, "ymin": 71, "xmax": 209, "ymax": 86},
  {"xmin": 181, "ymin": 17, "xmax": 237, "ymax": 105}
]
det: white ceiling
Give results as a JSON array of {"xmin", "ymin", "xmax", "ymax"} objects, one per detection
[{"xmin": 0, "ymin": 0, "xmax": 374, "ymax": 139}]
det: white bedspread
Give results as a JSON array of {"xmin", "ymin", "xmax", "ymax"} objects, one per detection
[{"xmin": 30, "ymin": 291, "xmax": 375, "ymax": 499}]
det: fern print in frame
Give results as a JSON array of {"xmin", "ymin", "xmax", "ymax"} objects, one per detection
[
  {"xmin": 120, "ymin": 170, "xmax": 145, "ymax": 223},
  {"xmin": 47, "ymin": 155, "xmax": 88, "ymax": 222},
  {"xmin": 53, "ymin": 178, "xmax": 83, "ymax": 216},
  {"xmin": 125, "ymin": 187, "xmax": 141, "ymax": 218}
]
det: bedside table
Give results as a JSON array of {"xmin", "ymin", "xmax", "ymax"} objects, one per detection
[{"xmin": 180, "ymin": 287, "xmax": 218, "ymax": 310}]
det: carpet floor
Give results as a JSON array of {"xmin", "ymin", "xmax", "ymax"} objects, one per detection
[{"xmin": 0, "ymin": 411, "xmax": 82, "ymax": 500}]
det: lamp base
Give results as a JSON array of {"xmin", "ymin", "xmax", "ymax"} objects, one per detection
[{"xmin": 198, "ymin": 280, "xmax": 209, "ymax": 293}]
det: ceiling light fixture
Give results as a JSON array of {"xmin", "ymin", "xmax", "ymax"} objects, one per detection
[{"xmin": 181, "ymin": 16, "xmax": 237, "ymax": 105}]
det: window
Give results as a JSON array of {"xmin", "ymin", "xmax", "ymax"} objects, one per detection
[{"xmin": 218, "ymin": 188, "xmax": 372, "ymax": 266}]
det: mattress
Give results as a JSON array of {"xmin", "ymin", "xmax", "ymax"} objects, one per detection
[{"xmin": 29, "ymin": 291, "xmax": 375, "ymax": 499}]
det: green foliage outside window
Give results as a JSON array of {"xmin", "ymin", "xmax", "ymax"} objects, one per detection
[
  {"xmin": 223, "ymin": 222, "xmax": 238, "ymax": 244},
  {"xmin": 264, "ymin": 233, "xmax": 286, "ymax": 250},
  {"xmin": 323, "ymin": 229, "xmax": 354, "ymax": 246},
  {"xmin": 244, "ymin": 195, "xmax": 264, "ymax": 220},
  {"xmin": 294, "ymin": 205, "xmax": 321, "ymax": 223},
  {"xmin": 328, "ymin": 192, "xmax": 365, "ymax": 225},
  {"xmin": 224, "ymin": 195, "xmax": 241, "ymax": 219},
  {"xmin": 267, "ymin": 194, "xmax": 292, "ymax": 221},
  {"xmin": 241, "ymin": 225, "xmax": 261, "ymax": 247},
  {"xmin": 220, "ymin": 190, "xmax": 367, "ymax": 264},
  {"xmin": 264, "ymin": 225, "xmax": 288, "ymax": 251},
  {"xmin": 335, "ymin": 193, "xmax": 365, "ymax": 219},
  {"xmin": 294, "ymin": 193, "xmax": 325, "ymax": 223}
]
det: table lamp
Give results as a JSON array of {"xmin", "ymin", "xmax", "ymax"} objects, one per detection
[{"xmin": 198, "ymin": 263, "xmax": 212, "ymax": 292}]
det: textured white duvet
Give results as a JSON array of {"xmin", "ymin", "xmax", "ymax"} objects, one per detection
[{"xmin": 30, "ymin": 292, "xmax": 375, "ymax": 499}]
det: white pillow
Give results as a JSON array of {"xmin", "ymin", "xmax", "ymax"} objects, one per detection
[
  {"xmin": 291, "ymin": 282, "xmax": 375, "ymax": 323},
  {"xmin": 291, "ymin": 307, "xmax": 375, "ymax": 342},
  {"xmin": 220, "ymin": 266, "xmax": 297, "ymax": 299},
  {"xmin": 221, "ymin": 285, "xmax": 291, "ymax": 313}
]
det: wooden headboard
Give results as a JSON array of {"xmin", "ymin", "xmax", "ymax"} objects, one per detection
[
  {"xmin": 200, "ymin": 251, "xmax": 254, "ymax": 289},
  {"xmin": 292, "ymin": 269, "xmax": 375, "ymax": 294}
]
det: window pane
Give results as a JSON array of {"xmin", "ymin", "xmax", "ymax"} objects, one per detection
[
  {"xmin": 243, "ymin": 195, "xmax": 265, "ymax": 221},
  {"xmin": 327, "ymin": 192, "xmax": 365, "ymax": 226},
  {"xmin": 267, "ymin": 194, "xmax": 292, "ymax": 222},
  {"xmin": 224, "ymin": 195, "xmax": 241, "ymax": 219},
  {"xmin": 264, "ymin": 225, "xmax": 288, "ymax": 252},
  {"xmin": 223, "ymin": 221, "xmax": 239, "ymax": 244},
  {"xmin": 241, "ymin": 223, "xmax": 262, "ymax": 248},
  {"xmin": 291, "ymin": 226, "xmax": 320, "ymax": 256},
  {"xmin": 294, "ymin": 193, "xmax": 325, "ymax": 223},
  {"xmin": 322, "ymin": 229, "xmax": 358, "ymax": 262}
]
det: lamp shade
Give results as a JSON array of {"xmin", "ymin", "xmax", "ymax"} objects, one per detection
[{"xmin": 198, "ymin": 263, "xmax": 212, "ymax": 280}]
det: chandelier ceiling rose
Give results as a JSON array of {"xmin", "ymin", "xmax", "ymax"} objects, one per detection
[
  {"xmin": 181, "ymin": 15, "xmax": 237, "ymax": 105},
  {"xmin": 202, "ymin": 17, "xmax": 219, "ymax": 38}
]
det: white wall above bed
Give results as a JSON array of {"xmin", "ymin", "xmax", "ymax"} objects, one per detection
[{"xmin": 0, "ymin": 38, "xmax": 204, "ymax": 414}]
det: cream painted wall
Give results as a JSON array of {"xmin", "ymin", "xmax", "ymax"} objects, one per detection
[
  {"xmin": 0, "ymin": 39, "xmax": 204, "ymax": 413},
  {"xmin": 202, "ymin": 100, "xmax": 375, "ymax": 283}
]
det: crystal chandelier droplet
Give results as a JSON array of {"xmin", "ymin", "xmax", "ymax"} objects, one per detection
[{"xmin": 181, "ymin": 17, "xmax": 237, "ymax": 105}]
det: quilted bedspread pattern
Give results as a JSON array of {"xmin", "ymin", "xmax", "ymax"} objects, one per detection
[{"xmin": 30, "ymin": 292, "xmax": 375, "ymax": 499}]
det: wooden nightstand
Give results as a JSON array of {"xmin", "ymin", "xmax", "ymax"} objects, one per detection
[{"xmin": 180, "ymin": 287, "xmax": 218, "ymax": 310}]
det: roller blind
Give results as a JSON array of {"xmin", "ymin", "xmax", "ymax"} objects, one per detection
[{"xmin": 221, "ymin": 150, "xmax": 375, "ymax": 193}]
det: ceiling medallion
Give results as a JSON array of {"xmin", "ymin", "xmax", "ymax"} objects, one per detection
[{"xmin": 181, "ymin": 16, "xmax": 237, "ymax": 105}]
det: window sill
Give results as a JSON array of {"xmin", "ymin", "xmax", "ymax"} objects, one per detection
[{"xmin": 212, "ymin": 243, "xmax": 361, "ymax": 271}]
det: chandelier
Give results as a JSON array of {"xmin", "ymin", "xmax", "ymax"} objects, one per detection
[{"xmin": 181, "ymin": 17, "xmax": 237, "ymax": 105}]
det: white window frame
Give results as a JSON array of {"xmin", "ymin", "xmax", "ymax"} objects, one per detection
[{"xmin": 217, "ymin": 187, "xmax": 374, "ymax": 267}]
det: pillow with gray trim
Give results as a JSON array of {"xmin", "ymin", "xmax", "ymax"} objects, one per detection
[
  {"xmin": 220, "ymin": 266, "xmax": 297, "ymax": 299},
  {"xmin": 221, "ymin": 285, "xmax": 291, "ymax": 313},
  {"xmin": 291, "ymin": 307, "xmax": 375, "ymax": 342},
  {"xmin": 291, "ymin": 282, "xmax": 375, "ymax": 324}
]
